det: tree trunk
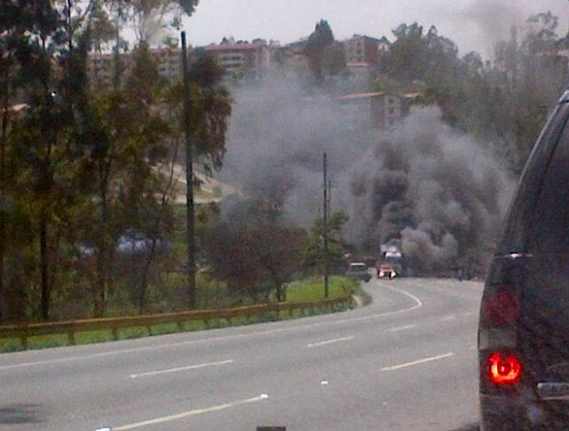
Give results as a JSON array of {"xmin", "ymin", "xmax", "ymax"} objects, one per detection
[
  {"xmin": 0, "ymin": 149, "xmax": 5, "ymax": 322},
  {"xmin": 94, "ymin": 249, "xmax": 107, "ymax": 317},
  {"xmin": 138, "ymin": 243, "xmax": 153, "ymax": 314},
  {"xmin": 39, "ymin": 213, "xmax": 50, "ymax": 320},
  {"xmin": 113, "ymin": 0, "xmax": 123, "ymax": 89},
  {"xmin": 181, "ymin": 33, "xmax": 196, "ymax": 309},
  {"xmin": 94, "ymin": 181, "xmax": 109, "ymax": 317},
  {"xmin": 267, "ymin": 264, "xmax": 284, "ymax": 302},
  {"xmin": 0, "ymin": 75, "xmax": 8, "ymax": 323},
  {"xmin": 138, "ymin": 147, "xmax": 178, "ymax": 314}
]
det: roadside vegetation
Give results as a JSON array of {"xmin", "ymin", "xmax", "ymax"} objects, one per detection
[{"xmin": 0, "ymin": 275, "xmax": 361, "ymax": 353}]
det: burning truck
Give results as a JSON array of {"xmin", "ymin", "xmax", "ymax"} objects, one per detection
[{"xmin": 377, "ymin": 240, "xmax": 404, "ymax": 279}]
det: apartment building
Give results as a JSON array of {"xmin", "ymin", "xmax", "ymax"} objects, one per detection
[
  {"xmin": 151, "ymin": 46, "xmax": 183, "ymax": 81},
  {"xmin": 336, "ymin": 92, "xmax": 403, "ymax": 129},
  {"xmin": 88, "ymin": 46, "xmax": 183, "ymax": 88},
  {"xmin": 205, "ymin": 39, "xmax": 270, "ymax": 80},
  {"xmin": 343, "ymin": 35, "xmax": 381, "ymax": 67},
  {"xmin": 88, "ymin": 52, "xmax": 119, "ymax": 88},
  {"xmin": 278, "ymin": 38, "xmax": 309, "ymax": 67}
]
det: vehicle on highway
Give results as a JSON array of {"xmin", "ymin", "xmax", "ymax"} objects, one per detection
[
  {"xmin": 377, "ymin": 251, "xmax": 402, "ymax": 279},
  {"xmin": 346, "ymin": 262, "xmax": 371, "ymax": 283},
  {"xmin": 377, "ymin": 240, "xmax": 405, "ymax": 279},
  {"xmin": 479, "ymin": 89, "xmax": 569, "ymax": 430}
]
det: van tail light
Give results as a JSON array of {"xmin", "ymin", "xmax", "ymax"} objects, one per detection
[
  {"xmin": 488, "ymin": 352, "xmax": 522, "ymax": 385},
  {"xmin": 482, "ymin": 287, "xmax": 520, "ymax": 327}
]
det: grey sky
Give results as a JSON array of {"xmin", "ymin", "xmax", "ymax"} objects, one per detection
[{"xmin": 184, "ymin": 0, "xmax": 568, "ymax": 57}]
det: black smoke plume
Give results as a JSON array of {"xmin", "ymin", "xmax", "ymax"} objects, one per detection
[{"xmin": 219, "ymin": 79, "xmax": 514, "ymax": 272}]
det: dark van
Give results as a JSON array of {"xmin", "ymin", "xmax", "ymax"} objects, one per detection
[{"xmin": 479, "ymin": 90, "xmax": 569, "ymax": 430}]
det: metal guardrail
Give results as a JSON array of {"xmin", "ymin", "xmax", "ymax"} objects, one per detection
[{"xmin": 0, "ymin": 296, "xmax": 353, "ymax": 349}]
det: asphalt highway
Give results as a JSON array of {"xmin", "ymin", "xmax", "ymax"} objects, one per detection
[{"xmin": 1, "ymin": 277, "xmax": 483, "ymax": 431}]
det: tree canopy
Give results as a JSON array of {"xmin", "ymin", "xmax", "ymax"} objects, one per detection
[{"xmin": 304, "ymin": 20, "xmax": 335, "ymax": 83}]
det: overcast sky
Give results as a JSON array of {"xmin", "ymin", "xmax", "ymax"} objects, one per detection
[{"xmin": 183, "ymin": 0, "xmax": 569, "ymax": 57}]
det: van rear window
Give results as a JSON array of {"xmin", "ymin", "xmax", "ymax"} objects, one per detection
[
  {"xmin": 497, "ymin": 104, "xmax": 569, "ymax": 255},
  {"xmin": 529, "ymin": 110, "xmax": 569, "ymax": 253}
]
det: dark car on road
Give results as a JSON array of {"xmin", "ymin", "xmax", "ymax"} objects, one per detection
[
  {"xmin": 479, "ymin": 89, "xmax": 569, "ymax": 430},
  {"xmin": 347, "ymin": 262, "xmax": 371, "ymax": 283}
]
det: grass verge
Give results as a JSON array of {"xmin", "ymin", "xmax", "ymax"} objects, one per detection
[{"xmin": 286, "ymin": 276, "xmax": 358, "ymax": 302}]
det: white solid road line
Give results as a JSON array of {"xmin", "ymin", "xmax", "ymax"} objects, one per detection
[
  {"xmin": 386, "ymin": 324, "xmax": 416, "ymax": 333},
  {"xmin": 112, "ymin": 394, "xmax": 269, "ymax": 430},
  {"xmin": 381, "ymin": 352, "xmax": 454, "ymax": 372},
  {"xmin": 0, "ymin": 284, "xmax": 423, "ymax": 371},
  {"xmin": 440, "ymin": 315, "xmax": 456, "ymax": 322},
  {"xmin": 307, "ymin": 336, "xmax": 354, "ymax": 348},
  {"xmin": 129, "ymin": 359, "xmax": 234, "ymax": 379}
]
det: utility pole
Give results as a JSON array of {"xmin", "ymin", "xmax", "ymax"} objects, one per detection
[
  {"xmin": 181, "ymin": 31, "xmax": 196, "ymax": 309},
  {"xmin": 328, "ymin": 180, "xmax": 332, "ymax": 212},
  {"xmin": 323, "ymin": 152, "xmax": 329, "ymax": 298}
]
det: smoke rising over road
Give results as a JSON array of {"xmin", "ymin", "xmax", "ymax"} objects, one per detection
[
  {"xmin": 342, "ymin": 107, "xmax": 514, "ymax": 271},
  {"xmin": 220, "ymin": 78, "xmax": 514, "ymax": 271}
]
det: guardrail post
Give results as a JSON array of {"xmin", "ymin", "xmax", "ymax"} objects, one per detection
[
  {"xmin": 67, "ymin": 327, "xmax": 76, "ymax": 345},
  {"xmin": 259, "ymin": 306, "xmax": 266, "ymax": 322},
  {"xmin": 20, "ymin": 327, "xmax": 28, "ymax": 350}
]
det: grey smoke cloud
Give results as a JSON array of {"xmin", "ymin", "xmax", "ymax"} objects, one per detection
[
  {"xmin": 451, "ymin": 0, "xmax": 566, "ymax": 55},
  {"xmin": 220, "ymin": 77, "xmax": 374, "ymax": 226},
  {"xmin": 219, "ymin": 78, "xmax": 515, "ymax": 270},
  {"xmin": 401, "ymin": 228, "xmax": 458, "ymax": 267}
]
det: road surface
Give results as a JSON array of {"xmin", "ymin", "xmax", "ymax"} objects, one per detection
[{"xmin": 1, "ymin": 277, "xmax": 482, "ymax": 431}]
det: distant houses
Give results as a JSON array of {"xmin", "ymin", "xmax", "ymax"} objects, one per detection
[
  {"xmin": 87, "ymin": 33, "xmax": 392, "ymax": 86},
  {"xmin": 85, "ymin": 33, "xmax": 427, "ymax": 133},
  {"xmin": 204, "ymin": 38, "xmax": 273, "ymax": 81}
]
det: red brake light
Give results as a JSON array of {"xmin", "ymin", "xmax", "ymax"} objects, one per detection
[
  {"xmin": 482, "ymin": 289, "xmax": 520, "ymax": 326},
  {"xmin": 488, "ymin": 352, "xmax": 522, "ymax": 385}
]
